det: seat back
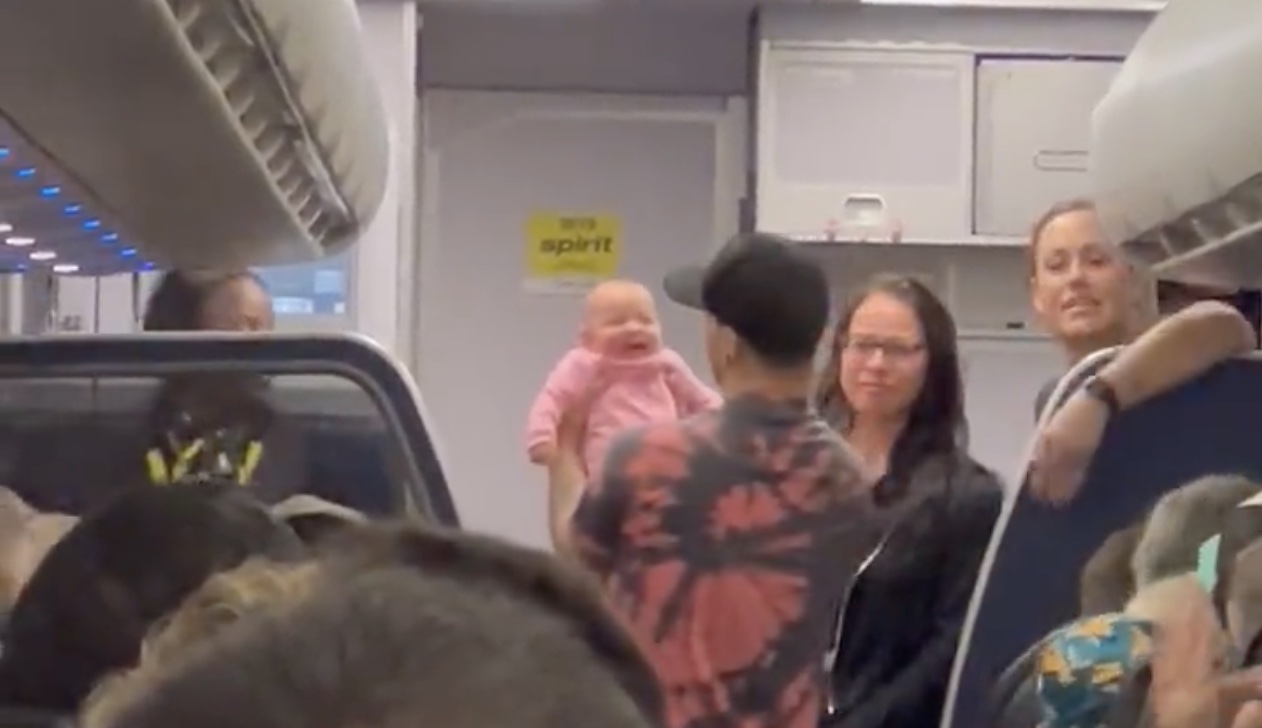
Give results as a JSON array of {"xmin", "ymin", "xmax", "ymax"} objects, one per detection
[
  {"xmin": 0, "ymin": 379, "xmax": 409, "ymax": 518},
  {"xmin": 986, "ymin": 637, "xmax": 1046, "ymax": 728},
  {"xmin": 944, "ymin": 351, "xmax": 1262, "ymax": 728}
]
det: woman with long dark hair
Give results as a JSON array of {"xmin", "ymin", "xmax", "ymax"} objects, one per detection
[{"xmin": 816, "ymin": 275, "xmax": 1002, "ymax": 728}]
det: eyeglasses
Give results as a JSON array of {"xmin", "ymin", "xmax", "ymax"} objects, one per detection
[{"xmin": 842, "ymin": 337, "xmax": 925, "ymax": 361}]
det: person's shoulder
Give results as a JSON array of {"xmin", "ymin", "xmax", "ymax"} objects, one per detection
[
  {"xmin": 784, "ymin": 413, "xmax": 864, "ymax": 463},
  {"xmin": 934, "ymin": 454, "xmax": 1004, "ymax": 514},
  {"xmin": 600, "ymin": 411, "xmax": 720, "ymax": 479},
  {"xmin": 952, "ymin": 455, "xmax": 1004, "ymax": 492},
  {"xmin": 603, "ymin": 417, "xmax": 695, "ymax": 464}
]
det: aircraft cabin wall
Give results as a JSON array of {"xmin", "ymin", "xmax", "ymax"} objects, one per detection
[
  {"xmin": 9, "ymin": 0, "xmax": 1156, "ymax": 548},
  {"xmin": 411, "ymin": 1, "xmax": 1160, "ymax": 548},
  {"xmin": 758, "ymin": 3, "xmax": 1150, "ymax": 506}
]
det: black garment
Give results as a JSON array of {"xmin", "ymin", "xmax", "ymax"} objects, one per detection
[
  {"xmin": 118, "ymin": 379, "xmax": 305, "ymax": 507},
  {"xmin": 0, "ymin": 481, "xmax": 304, "ymax": 711},
  {"xmin": 824, "ymin": 455, "xmax": 1002, "ymax": 728}
]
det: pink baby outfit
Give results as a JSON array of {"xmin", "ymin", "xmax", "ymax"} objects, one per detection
[{"xmin": 525, "ymin": 347, "xmax": 721, "ymax": 477}]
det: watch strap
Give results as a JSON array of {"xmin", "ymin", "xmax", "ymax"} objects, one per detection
[{"xmin": 1082, "ymin": 375, "xmax": 1121, "ymax": 416}]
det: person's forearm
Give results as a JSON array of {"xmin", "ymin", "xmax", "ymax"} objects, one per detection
[
  {"xmin": 548, "ymin": 496, "xmax": 580, "ymax": 560},
  {"xmin": 546, "ymin": 459, "xmax": 586, "ymax": 559},
  {"xmin": 1102, "ymin": 301, "xmax": 1256, "ymax": 410}
]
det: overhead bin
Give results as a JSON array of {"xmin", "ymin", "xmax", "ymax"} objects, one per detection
[
  {"xmin": 1092, "ymin": 0, "xmax": 1262, "ymax": 287},
  {"xmin": 0, "ymin": 0, "xmax": 389, "ymax": 275}
]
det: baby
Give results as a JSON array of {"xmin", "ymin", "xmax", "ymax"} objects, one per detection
[{"xmin": 525, "ymin": 279, "xmax": 720, "ymax": 477}]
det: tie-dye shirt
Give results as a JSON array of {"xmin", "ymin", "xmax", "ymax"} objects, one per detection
[{"xmin": 573, "ymin": 394, "xmax": 877, "ymax": 728}]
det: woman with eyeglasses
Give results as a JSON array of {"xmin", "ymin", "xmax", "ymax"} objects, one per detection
[{"xmin": 815, "ymin": 275, "xmax": 1002, "ymax": 728}]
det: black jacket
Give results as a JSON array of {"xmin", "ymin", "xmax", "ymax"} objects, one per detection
[{"xmin": 823, "ymin": 454, "xmax": 1003, "ymax": 728}]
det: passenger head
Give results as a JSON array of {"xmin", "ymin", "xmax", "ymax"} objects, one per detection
[
  {"xmin": 317, "ymin": 522, "xmax": 663, "ymax": 722},
  {"xmin": 87, "ymin": 568, "xmax": 657, "ymax": 728},
  {"xmin": 1132, "ymin": 474, "xmax": 1262, "ymax": 588},
  {"xmin": 0, "ymin": 480, "xmax": 303, "ymax": 710},
  {"xmin": 662, "ymin": 233, "xmax": 829, "ymax": 395},
  {"xmin": 1079, "ymin": 520, "xmax": 1146, "ymax": 616},
  {"xmin": 86, "ymin": 526, "xmax": 664, "ymax": 728},
  {"xmin": 1028, "ymin": 199, "xmax": 1136, "ymax": 361},
  {"xmin": 0, "ymin": 488, "xmax": 76, "ymax": 609},
  {"xmin": 1035, "ymin": 612, "xmax": 1156, "ymax": 728},
  {"xmin": 140, "ymin": 558, "xmax": 318, "ymax": 665},
  {"xmin": 1215, "ymin": 496, "xmax": 1262, "ymax": 624},
  {"xmin": 143, "ymin": 270, "xmax": 273, "ymax": 333},
  {"xmin": 1041, "ymin": 575, "xmax": 1233, "ymax": 728},
  {"xmin": 581, "ymin": 280, "xmax": 661, "ymax": 359},
  {"xmin": 83, "ymin": 559, "xmax": 320, "ymax": 728},
  {"xmin": 816, "ymin": 275, "xmax": 964, "ymax": 461}
]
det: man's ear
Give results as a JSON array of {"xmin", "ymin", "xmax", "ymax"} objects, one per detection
[{"xmin": 720, "ymin": 326, "xmax": 746, "ymax": 368}]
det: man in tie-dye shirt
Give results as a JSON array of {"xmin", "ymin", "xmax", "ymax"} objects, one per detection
[{"xmin": 549, "ymin": 233, "xmax": 880, "ymax": 728}]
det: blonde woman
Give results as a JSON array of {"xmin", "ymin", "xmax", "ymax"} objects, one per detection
[{"xmin": 1024, "ymin": 200, "xmax": 1255, "ymax": 505}]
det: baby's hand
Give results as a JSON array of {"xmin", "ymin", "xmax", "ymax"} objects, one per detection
[{"xmin": 528, "ymin": 441, "xmax": 557, "ymax": 466}]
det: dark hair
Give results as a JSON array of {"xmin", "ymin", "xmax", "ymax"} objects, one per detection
[
  {"xmin": 142, "ymin": 271, "xmax": 265, "ymax": 332},
  {"xmin": 0, "ymin": 480, "xmax": 303, "ymax": 710},
  {"xmin": 100, "ymin": 527, "xmax": 663, "ymax": 728},
  {"xmin": 1027, "ymin": 198, "xmax": 1097, "ymax": 278},
  {"xmin": 815, "ymin": 275, "xmax": 966, "ymax": 481},
  {"xmin": 319, "ymin": 523, "xmax": 664, "ymax": 724},
  {"xmin": 676, "ymin": 232, "xmax": 830, "ymax": 369}
]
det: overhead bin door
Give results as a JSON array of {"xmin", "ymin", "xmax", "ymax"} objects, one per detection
[{"xmin": 975, "ymin": 58, "xmax": 1123, "ymax": 237}]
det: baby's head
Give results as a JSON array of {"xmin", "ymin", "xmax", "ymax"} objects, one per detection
[{"xmin": 581, "ymin": 280, "xmax": 661, "ymax": 359}]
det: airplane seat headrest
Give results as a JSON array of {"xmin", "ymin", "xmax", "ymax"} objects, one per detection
[
  {"xmin": 0, "ymin": 0, "xmax": 389, "ymax": 270},
  {"xmin": 1092, "ymin": 0, "xmax": 1262, "ymax": 289}
]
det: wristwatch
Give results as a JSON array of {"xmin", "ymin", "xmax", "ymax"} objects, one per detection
[{"xmin": 1081, "ymin": 374, "xmax": 1121, "ymax": 417}]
